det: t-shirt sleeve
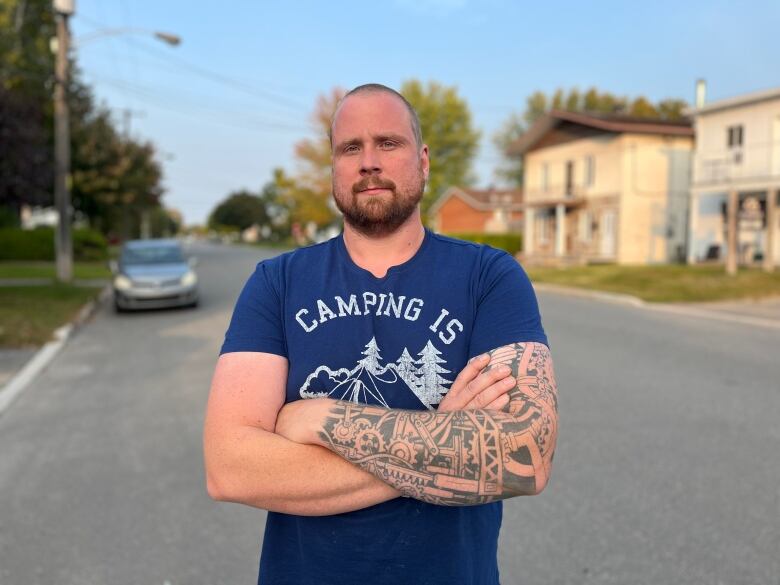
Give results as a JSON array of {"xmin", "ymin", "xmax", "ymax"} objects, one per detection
[
  {"xmin": 220, "ymin": 260, "xmax": 287, "ymax": 357},
  {"xmin": 468, "ymin": 250, "xmax": 548, "ymax": 358}
]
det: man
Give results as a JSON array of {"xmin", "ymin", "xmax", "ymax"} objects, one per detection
[{"xmin": 204, "ymin": 83, "xmax": 558, "ymax": 585}]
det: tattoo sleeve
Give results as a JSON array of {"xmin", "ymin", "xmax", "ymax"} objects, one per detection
[{"xmin": 316, "ymin": 342, "xmax": 558, "ymax": 506}]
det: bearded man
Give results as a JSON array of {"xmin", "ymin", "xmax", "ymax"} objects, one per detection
[{"xmin": 204, "ymin": 83, "xmax": 558, "ymax": 585}]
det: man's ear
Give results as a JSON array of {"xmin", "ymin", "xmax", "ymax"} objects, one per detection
[{"xmin": 420, "ymin": 144, "xmax": 430, "ymax": 180}]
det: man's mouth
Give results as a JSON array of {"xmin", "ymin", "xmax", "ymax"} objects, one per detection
[{"xmin": 359, "ymin": 187, "xmax": 391, "ymax": 195}]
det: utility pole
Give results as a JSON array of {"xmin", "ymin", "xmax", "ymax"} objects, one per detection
[{"xmin": 53, "ymin": 0, "xmax": 74, "ymax": 282}]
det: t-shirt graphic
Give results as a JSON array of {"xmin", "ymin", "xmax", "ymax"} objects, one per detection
[
  {"xmin": 300, "ymin": 336, "xmax": 452, "ymax": 409},
  {"xmin": 221, "ymin": 229, "xmax": 548, "ymax": 585}
]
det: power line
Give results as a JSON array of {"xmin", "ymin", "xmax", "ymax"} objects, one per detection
[{"xmin": 77, "ymin": 13, "xmax": 309, "ymax": 113}]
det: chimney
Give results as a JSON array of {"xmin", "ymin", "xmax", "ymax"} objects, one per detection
[{"xmin": 695, "ymin": 79, "xmax": 707, "ymax": 109}]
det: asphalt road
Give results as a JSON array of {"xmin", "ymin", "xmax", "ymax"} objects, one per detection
[{"xmin": 0, "ymin": 242, "xmax": 778, "ymax": 585}]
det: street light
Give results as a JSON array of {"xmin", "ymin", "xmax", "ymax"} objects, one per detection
[
  {"xmin": 51, "ymin": 0, "xmax": 180, "ymax": 282},
  {"xmin": 74, "ymin": 28, "xmax": 182, "ymax": 48}
]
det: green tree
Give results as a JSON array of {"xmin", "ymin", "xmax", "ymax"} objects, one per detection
[
  {"xmin": 401, "ymin": 80, "xmax": 480, "ymax": 215},
  {"xmin": 208, "ymin": 190, "xmax": 269, "ymax": 232},
  {"xmin": 494, "ymin": 87, "xmax": 689, "ymax": 186}
]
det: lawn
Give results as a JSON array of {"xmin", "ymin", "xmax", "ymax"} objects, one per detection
[
  {"xmin": 526, "ymin": 264, "xmax": 780, "ymax": 303},
  {"xmin": 0, "ymin": 261, "xmax": 111, "ymax": 280},
  {"xmin": 0, "ymin": 285, "xmax": 102, "ymax": 348}
]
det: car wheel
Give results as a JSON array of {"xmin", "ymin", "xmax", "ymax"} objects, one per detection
[{"xmin": 114, "ymin": 299, "xmax": 126, "ymax": 313}]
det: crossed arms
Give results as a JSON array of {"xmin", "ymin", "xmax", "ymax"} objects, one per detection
[{"xmin": 203, "ymin": 342, "xmax": 558, "ymax": 514}]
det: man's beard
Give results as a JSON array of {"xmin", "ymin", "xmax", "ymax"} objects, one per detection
[{"xmin": 333, "ymin": 170, "xmax": 425, "ymax": 238}]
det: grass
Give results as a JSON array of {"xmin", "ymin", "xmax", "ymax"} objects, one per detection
[
  {"xmin": 0, "ymin": 261, "xmax": 111, "ymax": 280},
  {"xmin": 0, "ymin": 285, "xmax": 101, "ymax": 348},
  {"xmin": 526, "ymin": 264, "xmax": 780, "ymax": 303}
]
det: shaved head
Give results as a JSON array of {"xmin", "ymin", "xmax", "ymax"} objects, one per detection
[{"xmin": 330, "ymin": 83, "xmax": 423, "ymax": 150}]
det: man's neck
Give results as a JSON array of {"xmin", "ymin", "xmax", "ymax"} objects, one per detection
[{"xmin": 342, "ymin": 211, "xmax": 426, "ymax": 278}]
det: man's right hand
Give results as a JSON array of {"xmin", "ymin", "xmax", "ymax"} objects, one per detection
[{"xmin": 437, "ymin": 353, "xmax": 515, "ymax": 412}]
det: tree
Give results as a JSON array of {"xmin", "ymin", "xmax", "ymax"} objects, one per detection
[
  {"xmin": 494, "ymin": 87, "xmax": 689, "ymax": 187},
  {"xmin": 416, "ymin": 340, "xmax": 452, "ymax": 407},
  {"xmin": 401, "ymin": 80, "xmax": 480, "ymax": 215},
  {"xmin": 395, "ymin": 348, "xmax": 419, "ymax": 389},
  {"xmin": 358, "ymin": 337, "xmax": 383, "ymax": 375},
  {"xmin": 208, "ymin": 190, "xmax": 269, "ymax": 232}
]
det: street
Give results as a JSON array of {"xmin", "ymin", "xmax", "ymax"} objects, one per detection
[{"xmin": 0, "ymin": 242, "xmax": 778, "ymax": 585}]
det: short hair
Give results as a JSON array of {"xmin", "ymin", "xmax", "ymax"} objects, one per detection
[{"xmin": 330, "ymin": 83, "xmax": 423, "ymax": 149}]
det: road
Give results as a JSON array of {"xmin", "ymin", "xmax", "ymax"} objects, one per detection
[{"xmin": 0, "ymin": 242, "xmax": 778, "ymax": 585}]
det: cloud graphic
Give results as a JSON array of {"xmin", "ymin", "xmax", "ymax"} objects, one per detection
[{"xmin": 300, "ymin": 365, "xmax": 352, "ymax": 397}]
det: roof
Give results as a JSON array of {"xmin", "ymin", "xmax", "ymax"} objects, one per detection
[
  {"xmin": 509, "ymin": 109, "xmax": 694, "ymax": 156},
  {"xmin": 428, "ymin": 186, "xmax": 523, "ymax": 217},
  {"xmin": 685, "ymin": 86, "xmax": 780, "ymax": 116}
]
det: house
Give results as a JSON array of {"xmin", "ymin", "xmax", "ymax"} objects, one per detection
[
  {"xmin": 512, "ymin": 110, "xmax": 694, "ymax": 265},
  {"xmin": 429, "ymin": 187, "xmax": 523, "ymax": 234},
  {"xmin": 687, "ymin": 86, "xmax": 780, "ymax": 272}
]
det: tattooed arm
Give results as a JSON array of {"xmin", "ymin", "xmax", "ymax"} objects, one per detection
[{"xmin": 276, "ymin": 342, "xmax": 558, "ymax": 506}]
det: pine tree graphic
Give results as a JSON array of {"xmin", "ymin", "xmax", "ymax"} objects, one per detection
[
  {"xmin": 358, "ymin": 337, "xmax": 383, "ymax": 374},
  {"xmin": 395, "ymin": 348, "xmax": 420, "ymax": 389},
  {"xmin": 416, "ymin": 341, "xmax": 452, "ymax": 407}
]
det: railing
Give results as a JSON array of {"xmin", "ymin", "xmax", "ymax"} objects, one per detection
[{"xmin": 693, "ymin": 141, "xmax": 780, "ymax": 186}]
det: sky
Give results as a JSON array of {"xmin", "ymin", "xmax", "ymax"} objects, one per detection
[{"xmin": 70, "ymin": 0, "xmax": 780, "ymax": 225}]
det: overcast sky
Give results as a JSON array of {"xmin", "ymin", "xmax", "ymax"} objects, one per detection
[{"xmin": 70, "ymin": 0, "xmax": 780, "ymax": 225}]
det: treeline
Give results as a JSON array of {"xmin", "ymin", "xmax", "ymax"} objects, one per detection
[
  {"xmin": 208, "ymin": 84, "xmax": 688, "ymax": 244},
  {"xmin": 0, "ymin": 0, "xmax": 176, "ymax": 239}
]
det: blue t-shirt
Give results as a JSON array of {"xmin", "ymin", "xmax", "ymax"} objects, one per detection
[{"xmin": 221, "ymin": 229, "xmax": 548, "ymax": 585}]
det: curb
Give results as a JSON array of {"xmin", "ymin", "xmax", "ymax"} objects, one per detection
[
  {"xmin": 534, "ymin": 283, "xmax": 780, "ymax": 331},
  {"xmin": 0, "ymin": 285, "xmax": 111, "ymax": 417}
]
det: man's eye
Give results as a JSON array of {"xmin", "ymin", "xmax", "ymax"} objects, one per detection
[
  {"xmin": 380, "ymin": 141, "xmax": 397, "ymax": 149},
  {"xmin": 344, "ymin": 145, "xmax": 359, "ymax": 154}
]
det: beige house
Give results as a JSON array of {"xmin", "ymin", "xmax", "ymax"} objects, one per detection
[
  {"xmin": 687, "ymin": 87, "xmax": 780, "ymax": 271},
  {"xmin": 512, "ymin": 110, "xmax": 693, "ymax": 265}
]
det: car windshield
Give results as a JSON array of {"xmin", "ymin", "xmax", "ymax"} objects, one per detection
[{"xmin": 121, "ymin": 245, "xmax": 184, "ymax": 265}]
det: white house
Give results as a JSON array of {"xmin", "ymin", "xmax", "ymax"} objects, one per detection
[{"xmin": 687, "ymin": 87, "xmax": 780, "ymax": 271}]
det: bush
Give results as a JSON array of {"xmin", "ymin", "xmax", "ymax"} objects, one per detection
[
  {"xmin": 0, "ymin": 227, "xmax": 54, "ymax": 260},
  {"xmin": 0, "ymin": 227, "xmax": 108, "ymax": 261},
  {"xmin": 73, "ymin": 228, "xmax": 109, "ymax": 261},
  {"xmin": 446, "ymin": 232, "xmax": 523, "ymax": 255}
]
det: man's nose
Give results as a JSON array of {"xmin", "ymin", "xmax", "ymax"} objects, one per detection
[{"xmin": 359, "ymin": 147, "xmax": 381, "ymax": 175}]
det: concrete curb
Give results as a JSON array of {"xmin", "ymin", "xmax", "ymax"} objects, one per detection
[
  {"xmin": 0, "ymin": 285, "xmax": 111, "ymax": 417},
  {"xmin": 534, "ymin": 283, "xmax": 780, "ymax": 331}
]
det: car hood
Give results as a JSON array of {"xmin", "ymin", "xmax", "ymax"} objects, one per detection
[{"xmin": 122, "ymin": 263, "xmax": 190, "ymax": 281}]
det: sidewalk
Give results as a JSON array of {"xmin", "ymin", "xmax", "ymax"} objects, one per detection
[
  {"xmin": 535, "ymin": 283, "xmax": 780, "ymax": 330},
  {"xmin": 0, "ymin": 278, "xmax": 109, "ymax": 287}
]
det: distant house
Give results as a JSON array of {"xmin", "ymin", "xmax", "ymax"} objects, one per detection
[
  {"xmin": 429, "ymin": 187, "xmax": 523, "ymax": 234},
  {"xmin": 512, "ymin": 110, "xmax": 693, "ymax": 265},
  {"xmin": 687, "ymin": 87, "xmax": 780, "ymax": 271}
]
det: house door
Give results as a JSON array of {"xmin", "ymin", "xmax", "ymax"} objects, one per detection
[{"xmin": 600, "ymin": 210, "xmax": 616, "ymax": 257}]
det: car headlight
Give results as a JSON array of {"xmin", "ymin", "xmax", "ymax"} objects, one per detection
[
  {"xmin": 114, "ymin": 275, "xmax": 132, "ymax": 290},
  {"xmin": 180, "ymin": 271, "xmax": 198, "ymax": 286}
]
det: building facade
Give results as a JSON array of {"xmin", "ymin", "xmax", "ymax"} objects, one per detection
[
  {"xmin": 687, "ymin": 88, "xmax": 780, "ymax": 271},
  {"xmin": 429, "ymin": 187, "xmax": 523, "ymax": 234},
  {"xmin": 513, "ymin": 110, "xmax": 693, "ymax": 265}
]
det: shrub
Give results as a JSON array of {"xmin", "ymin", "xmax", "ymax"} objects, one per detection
[
  {"xmin": 445, "ymin": 232, "xmax": 523, "ymax": 255},
  {"xmin": 73, "ymin": 228, "xmax": 109, "ymax": 261},
  {"xmin": 0, "ymin": 227, "xmax": 108, "ymax": 261}
]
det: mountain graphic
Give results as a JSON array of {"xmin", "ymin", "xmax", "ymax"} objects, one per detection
[{"xmin": 299, "ymin": 337, "xmax": 452, "ymax": 410}]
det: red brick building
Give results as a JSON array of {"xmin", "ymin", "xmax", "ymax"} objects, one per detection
[{"xmin": 429, "ymin": 187, "xmax": 523, "ymax": 234}]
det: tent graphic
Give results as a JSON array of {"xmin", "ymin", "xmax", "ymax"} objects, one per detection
[{"xmin": 299, "ymin": 337, "xmax": 453, "ymax": 409}]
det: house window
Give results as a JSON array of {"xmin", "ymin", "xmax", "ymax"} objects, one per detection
[
  {"xmin": 585, "ymin": 155, "xmax": 595, "ymax": 187},
  {"xmin": 542, "ymin": 163, "xmax": 549, "ymax": 192},
  {"xmin": 565, "ymin": 161, "xmax": 574, "ymax": 196},
  {"xmin": 727, "ymin": 125, "xmax": 744, "ymax": 148}
]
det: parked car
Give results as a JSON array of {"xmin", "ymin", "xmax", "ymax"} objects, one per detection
[{"xmin": 111, "ymin": 239, "xmax": 199, "ymax": 312}]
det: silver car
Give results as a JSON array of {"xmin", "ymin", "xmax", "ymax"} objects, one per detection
[{"xmin": 111, "ymin": 239, "xmax": 199, "ymax": 312}]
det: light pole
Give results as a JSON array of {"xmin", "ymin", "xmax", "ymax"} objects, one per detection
[
  {"xmin": 50, "ymin": 0, "xmax": 180, "ymax": 281},
  {"xmin": 53, "ymin": 0, "xmax": 74, "ymax": 282}
]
